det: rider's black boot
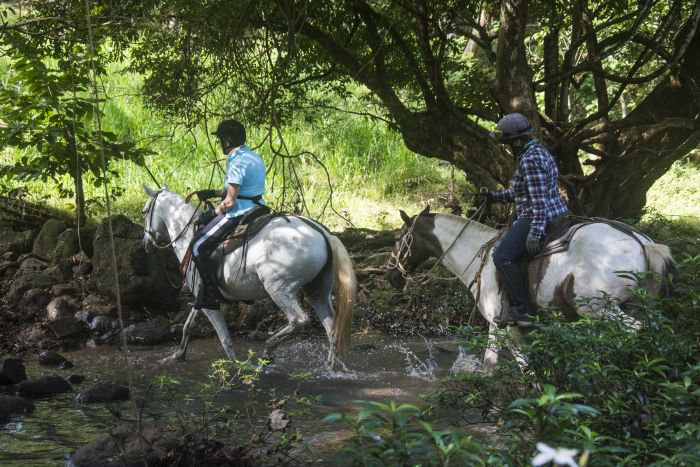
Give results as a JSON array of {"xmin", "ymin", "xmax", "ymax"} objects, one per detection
[
  {"xmin": 494, "ymin": 260, "xmax": 536, "ymax": 329},
  {"xmin": 192, "ymin": 253, "xmax": 222, "ymax": 310}
]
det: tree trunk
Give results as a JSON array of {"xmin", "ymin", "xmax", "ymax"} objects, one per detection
[
  {"xmin": 576, "ymin": 26, "xmax": 700, "ymax": 219},
  {"xmin": 65, "ymin": 126, "xmax": 86, "ymax": 227}
]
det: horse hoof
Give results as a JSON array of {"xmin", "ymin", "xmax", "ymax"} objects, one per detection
[{"xmin": 171, "ymin": 351, "xmax": 186, "ymax": 362}]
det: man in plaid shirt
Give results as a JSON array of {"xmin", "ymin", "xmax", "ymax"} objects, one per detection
[{"xmin": 483, "ymin": 113, "xmax": 568, "ymax": 328}]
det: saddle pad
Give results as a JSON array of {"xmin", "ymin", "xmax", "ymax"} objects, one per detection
[{"xmin": 221, "ymin": 208, "xmax": 281, "ymax": 255}]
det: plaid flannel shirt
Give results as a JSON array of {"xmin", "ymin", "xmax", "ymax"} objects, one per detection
[{"xmin": 491, "ymin": 141, "xmax": 568, "ymax": 241}]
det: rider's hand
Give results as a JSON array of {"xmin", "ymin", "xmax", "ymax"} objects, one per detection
[
  {"xmin": 476, "ymin": 190, "xmax": 494, "ymax": 206},
  {"xmin": 526, "ymin": 237, "xmax": 543, "ymax": 256}
]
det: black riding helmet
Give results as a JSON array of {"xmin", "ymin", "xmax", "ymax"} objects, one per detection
[
  {"xmin": 489, "ymin": 113, "xmax": 533, "ymax": 144},
  {"xmin": 212, "ymin": 119, "xmax": 246, "ymax": 150}
]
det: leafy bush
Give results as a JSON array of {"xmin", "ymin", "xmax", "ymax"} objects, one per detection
[{"xmin": 328, "ymin": 255, "xmax": 700, "ymax": 466}]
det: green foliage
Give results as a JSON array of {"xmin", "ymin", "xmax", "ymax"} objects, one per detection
[
  {"xmin": 330, "ymin": 256, "xmax": 700, "ymax": 466},
  {"xmin": 325, "ymin": 401, "xmax": 486, "ymax": 466},
  {"xmin": 0, "ymin": 5, "xmax": 151, "ymax": 223}
]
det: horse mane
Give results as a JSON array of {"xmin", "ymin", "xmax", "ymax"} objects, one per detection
[{"xmin": 432, "ymin": 213, "xmax": 496, "ymax": 235}]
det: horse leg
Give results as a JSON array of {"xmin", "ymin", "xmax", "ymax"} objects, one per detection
[
  {"xmin": 303, "ymin": 270, "xmax": 337, "ymax": 368},
  {"xmin": 172, "ymin": 307, "xmax": 200, "ymax": 361},
  {"xmin": 306, "ymin": 293, "xmax": 337, "ymax": 368},
  {"xmin": 264, "ymin": 288, "xmax": 310, "ymax": 359},
  {"xmin": 483, "ymin": 323, "xmax": 500, "ymax": 372},
  {"xmin": 201, "ymin": 308, "xmax": 237, "ymax": 361}
]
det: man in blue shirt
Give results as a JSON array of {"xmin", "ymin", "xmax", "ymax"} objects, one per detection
[
  {"xmin": 484, "ymin": 113, "xmax": 568, "ymax": 328},
  {"xmin": 189, "ymin": 119, "xmax": 267, "ymax": 310}
]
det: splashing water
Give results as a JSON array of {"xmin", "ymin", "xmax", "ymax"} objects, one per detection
[{"xmin": 451, "ymin": 346, "xmax": 483, "ymax": 373}]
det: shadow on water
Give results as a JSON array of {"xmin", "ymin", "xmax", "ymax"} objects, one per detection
[{"xmin": 0, "ymin": 335, "xmax": 482, "ymax": 466}]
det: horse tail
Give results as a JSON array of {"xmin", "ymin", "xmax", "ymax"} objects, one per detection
[
  {"xmin": 327, "ymin": 235, "xmax": 357, "ymax": 355},
  {"xmin": 644, "ymin": 242, "xmax": 676, "ymax": 297}
]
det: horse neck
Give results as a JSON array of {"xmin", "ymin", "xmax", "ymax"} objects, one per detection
[
  {"xmin": 159, "ymin": 193, "xmax": 196, "ymax": 262},
  {"xmin": 432, "ymin": 214, "xmax": 497, "ymax": 284}
]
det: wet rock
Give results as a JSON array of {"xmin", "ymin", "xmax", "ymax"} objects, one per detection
[
  {"xmin": 91, "ymin": 215, "xmax": 180, "ymax": 311},
  {"xmin": 0, "ymin": 395, "xmax": 34, "ymax": 424},
  {"xmin": 38, "ymin": 351, "xmax": 71, "ymax": 367},
  {"xmin": 46, "ymin": 318, "xmax": 84, "ymax": 339},
  {"xmin": 17, "ymin": 375, "xmax": 71, "ymax": 398},
  {"xmin": 19, "ymin": 257, "xmax": 48, "ymax": 272},
  {"xmin": 41, "ymin": 264, "xmax": 71, "ymax": 283},
  {"xmin": 32, "ymin": 219, "xmax": 67, "ymax": 260},
  {"xmin": 72, "ymin": 424, "xmax": 170, "ymax": 467},
  {"xmin": 51, "ymin": 229, "xmax": 81, "ymax": 265},
  {"xmin": 59, "ymin": 360, "xmax": 74, "ymax": 370},
  {"xmin": 46, "ymin": 295, "xmax": 79, "ymax": 320},
  {"xmin": 74, "ymin": 309, "xmax": 96, "ymax": 324},
  {"xmin": 0, "ymin": 358, "xmax": 27, "ymax": 384},
  {"xmin": 0, "ymin": 385, "xmax": 17, "ymax": 396},
  {"xmin": 18, "ymin": 288, "xmax": 52, "ymax": 317},
  {"xmin": 122, "ymin": 318, "xmax": 173, "ymax": 345},
  {"xmin": 82, "ymin": 294, "xmax": 116, "ymax": 317},
  {"xmin": 0, "ymin": 260, "xmax": 20, "ymax": 279},
  {"xmin": 94, "ymin": 329, "xmax": 122, "ymax": 346},
  {"xmin": 76, "ymin": 381, "xmax": 130, "ymax": 403},
  {"xmin": 66, "ymin": 375, "xmax": 85, "ymax": 385},
  {"xmin": 0, "ymin": 229, "xmax": 36, "ymax": 256},
  {"xmin": 17, "ymin": 253, "xmax": 34, "ymax": 263},
  {"xmin": 50, "ymin": 281, "xmax": 80, "ymax": 297},
  {"xmin": 89, "ymin": 315, "xmax": 117, "ymax": 335}
]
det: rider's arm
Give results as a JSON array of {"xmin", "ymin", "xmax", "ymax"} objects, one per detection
[
  {"xmin": 490, "ymin": 188, "xmax": 515, "ymax": 203},
  {"xmin": 216, "ymin": 183, "xmax": 240, "ymax": 215}
]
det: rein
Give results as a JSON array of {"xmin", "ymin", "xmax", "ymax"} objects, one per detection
[{"xmin": 144, "ymin": 189, "xmax": 201, "ymax": 250}]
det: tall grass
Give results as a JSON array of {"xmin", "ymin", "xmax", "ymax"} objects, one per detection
[{"xmin": 1, "ymin": 58, "xmax": 697, "ymax": 232}]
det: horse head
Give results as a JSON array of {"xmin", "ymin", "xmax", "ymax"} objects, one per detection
[
  {"xmin": 142, "ymin": 184, "xmax": 169, "ymax": 253},
  {"xmin": 386, "ymin": 205, "xmax": 441, "ymax": 289}
]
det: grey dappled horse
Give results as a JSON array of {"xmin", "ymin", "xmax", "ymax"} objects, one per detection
[
  {"xmin": 387, "ymin": 207, "xmax": 675, "ymax": 370},
  {"xmin": 142, "ymin": 186, "xmax": 356, "ymax": 367}
]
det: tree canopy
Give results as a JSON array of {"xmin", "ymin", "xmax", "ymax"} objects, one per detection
[{"xmin": 2, "ymin": 0, "xmax": 699, "ymax": 219}]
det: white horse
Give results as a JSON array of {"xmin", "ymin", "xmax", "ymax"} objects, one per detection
[
  {"xmin": 386, "ymin": 206, "xmax": 674, "ymax": 370},
  {"xmin": 141, "ymin": 186, "xmax": 356, "ymax": 367}
]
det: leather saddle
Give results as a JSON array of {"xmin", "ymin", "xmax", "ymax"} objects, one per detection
[{"xmin": 220, "ymin": 206, "xmax": 281, "ymax": 255}]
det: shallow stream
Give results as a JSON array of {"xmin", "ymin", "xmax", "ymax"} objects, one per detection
[{"xmin": 0, "ymin": 335, "xmax": 482, "ymax": 466}]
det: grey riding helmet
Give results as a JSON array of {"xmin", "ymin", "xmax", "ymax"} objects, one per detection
[{"xmin": 490, "ymin": 113, "xmax": 533, "ymax": 143}]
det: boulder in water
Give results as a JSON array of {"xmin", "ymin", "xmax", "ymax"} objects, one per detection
[
  {"xmin": 38, "ymin": 351, "xmax": 72, "ymax": 368},
  {"xmin": 17, "ymin": 375, "xmax": 71, "ymax": 398},
  {"xmin": 0, "ymin": 358, "xmax": 27, "ymax": 384},
  {"xmin": 75, "ymin": 381, "xmax": 130, "ymax": 403},
  {"xmin": 0, "ymin": 395, "xmax": 34, "ymax": 424},
  {"xmin": 121, "ymin": 318, "xmax": 173, "ymax": 345}
]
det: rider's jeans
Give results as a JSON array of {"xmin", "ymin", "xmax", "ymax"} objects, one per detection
[{"xmin": 493, "ymin": 218, "xmax": 532, "ymax": 264}]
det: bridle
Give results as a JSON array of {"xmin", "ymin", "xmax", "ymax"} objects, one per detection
[
  {"xmin": 143, "ymin": 189, "xmax": 200, "ymax": 250},
  {"xmin": 387, "ymin": 202, "xmax": 491, "ymax": 281},
  {"xmin": 387, "ymin": 216, "xmax": 419, "ymax": 279}
]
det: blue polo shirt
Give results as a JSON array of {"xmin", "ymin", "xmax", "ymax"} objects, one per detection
[{"xmin": 224, "ymin": 146, "xmax": 267, "ymax": 218}]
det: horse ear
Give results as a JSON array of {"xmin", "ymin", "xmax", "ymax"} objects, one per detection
[
  {"xmin": 420, "ymin": 205, "xmax": 430, "ymax": 216},
  {"xmin": 143, "ymin": 185, "xmax": 157, "ymax": 197},
  {"xmin": 161, "ymin": 183, "xmax": 169, "ymax": 191},
  {"xmin": 399, "ymin": 210, "xmax": 412, "ymax": 225}
]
